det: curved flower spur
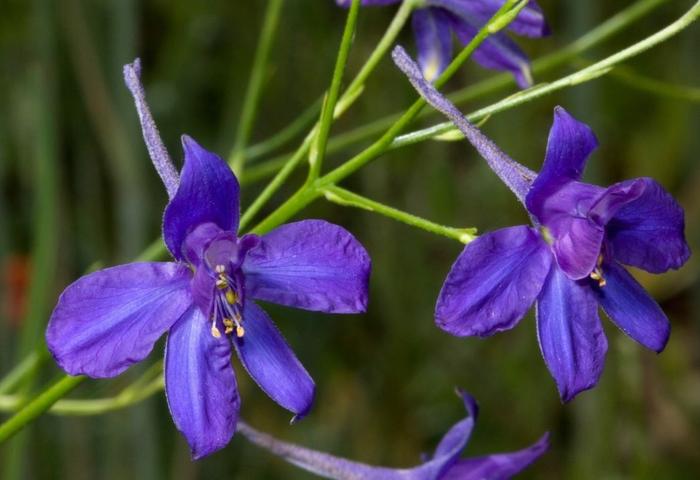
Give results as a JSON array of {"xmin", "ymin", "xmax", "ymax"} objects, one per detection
[
  {"xmin": 238, "ymin": 389, "xmax": 549, "ymax": 480},
  {"xmin": 45, "ymin": 60, "xmax": 371, "ymax": 459},
  {"xmin": 392, "ymin": 46, "xmax": 690, "ymax": 402},
  {"xmin": 336, "ymin": 0, "xmax": 550, "ymax": 86}
]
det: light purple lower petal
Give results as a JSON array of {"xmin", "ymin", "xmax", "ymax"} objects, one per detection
[
  {"xmin": 593, "ymin": 261, "xmax": 670, "ymax": 353},
  {"xmin": 442, "ymin": 433, "xmax": 549, "ymax": 480},
  {"xmin": 243, "ymin": 220, "xmax": 370, "ymax": 314},
  {"xmin": 165, "ymin": 307, "xmax": 239, "ymax": 460},
  {"xmin": 536, "ymin": 266, "xmax": 607, "ymax": 402},
  {"xmin": 234, "ymin": 302, "xmax": 315, "ymax": 419},
  {"xmin": 435, "ymin": 226, "xmax": 551, "ymax": 337},
  {"xmin": 606, "ymin": 178, "xmax": 690, "ymax": 274},
  {"xmin": 449, "ymin": 14, "xmax": 533, "ymax": 88},
  {"xmin": 412, "ymin": 7, "xmax": 453, "ymax": 82},
  {"xmin": 46, "ymin": 262, "xmax": 192, "ymax": 378}
]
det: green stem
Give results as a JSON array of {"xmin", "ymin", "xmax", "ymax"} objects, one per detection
[
  {"xmin": 229, "ymin": 0, "xmax": 284, "ymax": 176},
  {"xmin": 239, "ymin": 0, "xmax": 416, "ymax": 227},
  {"xmin": 0, "ymin": 375, "xmax": 85, "ymax": 442},
  {"xmin": 0, "ymin": 353, "xmax": 44, "ymax": 396},
  {"xmin": 243, "ymin": 96, "xmax": 323, "ymax": 162},
  {"xmin": 308, "ymin": 0, "xmax": 362, "ymax": 181},
  {"xmin": 323, "ymin": 186, "xmax": 477, "ymax": 243},
  {"xmin": 250, "ymin": 0, "xmax": 524, "ymax": 234},
  {"xmin": 243, "ymin": 0, "xmax": 669, "ymax": 185},
  {"xmin": 393, "ymin": 1, "xmax": 700, "ymax": 148},
  {"xmin": 599, "ymin": 62, "xmax": 700, "ymax": 102}
]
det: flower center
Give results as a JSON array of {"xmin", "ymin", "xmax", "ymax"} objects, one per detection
[
  {"xmin": 589, "ymin": 254, "xmax": 606, "ymax": 287},
  {"xmin": 209, "ymin": 264, "xmax": 245, "ymax": 338}
]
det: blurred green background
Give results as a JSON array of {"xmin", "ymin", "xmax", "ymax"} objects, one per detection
[{"xmin": 1, "ymin": 0, "xmax": 699, "ymax": 478}]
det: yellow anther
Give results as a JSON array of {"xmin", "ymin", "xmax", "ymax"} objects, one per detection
[
  {"xmin": 216, "ymin": 278, "xmax": 228, "ymax": 290},
  {"xmin": 211, "ymin": 325, "xmax": 222, "ymax": 338},
  {"xmin": 236, "ymin": 325, "xmax": 245, "ymax": 338},
  {"xmin": 590, "ymin": 268, "xmax": 606, "ymax": 288},
  {"xmin": 225, "ymin": 289, "xmax": 237, "ymax": 305}
]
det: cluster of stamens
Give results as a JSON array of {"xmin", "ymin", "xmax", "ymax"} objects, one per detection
[
  {"xmin": 589, "ymin": 255, "xmax": 606, "ymax": 287},
  {"xmin": 210, "ymin": 264, "xmax": 245, "ymax": 339}
]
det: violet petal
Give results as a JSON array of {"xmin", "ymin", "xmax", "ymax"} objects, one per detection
[
  {"xmin": 163, "ymin": 135, "xmax": 240, "ymax": 261},
  {"xmin": 606, "ymin": 178, "xmax": 690, "ymax": 273},
  {"xmin": 526, "ymin": 107, "xmax": 599, "ymax": 222},
  {"xmin": 233, "ymin": 301, "xmax": 315, "ymax": 419},
  {"xmin": 536, "ymin": 266, "xmax": 607, "ymax": 402},
  {"xmin": 165, "ymin": 306, "xmax": 239, "ymax": 460},
  {"xmin": 429, "ymin": 0, "xmax": 550, "ymax": 37},
  {"xmin": 243, "ymin": 220, "xmax": 371, "ymax": 314},
  {"xmin": 412, "ymin": 7, "xmax": 454, "ymax": 82},
  {"xmin": 46, "ymin": 262, "xmax": 192, "ymax": 378},
  {"xmin": 448, "ymin": 13, "xmax": 533, "ymax": 88},
  {"xmin": 593, "ymin": 260, "xmax": 670, "ymax": 353},
  {"xmin": 435, "ymin": 226, "xmax": 551, "ymax": 337}
]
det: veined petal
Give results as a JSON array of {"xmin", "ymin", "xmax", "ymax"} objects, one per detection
[
  {"xmin": 435, "ymin": 226, "xmax": 551, "ymax": 337},
  {"xmin": 593, "ymin": 260, "xmax": 670, "ymax": 353},
  {"xmin": 588, "ymin": 178, "xmax": 646, "ymax": 225},
  {"xmin": 163, "ymin": 135, "xmax": 240, "ymax": 261},
  {"xmin": 536, "ymin": 266, "xmax": 607, "ymax": 402},
  {"xmin": 526, "ymin": 107, "xmax": 599, "ymax": 221},
  {"xmin": 441, "ymin": 433, "xmax": 549, "ymax": 480},
  {"xmin": 606, "ymin": 178, "xmax": 690, "ymax": 273},
  {"xmin": 412, "ymin": 7, "xmax": 453, "ymax": 82},
  {"xmin": 541, "ymin": 181, "xmax": 606, "ymax": 279},
  {"xmin": 46, "ymin": 262, "xmax": 192, "ymax": 378},
  {"xmin": 448, "ymin": 14, "xmax": 533, "ymax": 88},
  {"xmin": 429, "ymin": 0, "xmax": 550, "ymax": 37},
  {"xmin": 234, "ymin": 302, "xmax": 315, "ymax": 419},
  {"xmin": 243, "ymin": 220, "xmax": 371, "ymax": 314},
  {"xmin": 165, "ymin": 307, "xmax": 239, "ymax": 459}
]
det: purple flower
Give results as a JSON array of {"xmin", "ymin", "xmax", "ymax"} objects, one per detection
[
  {"xmin": 337, "ymin": 0, "xmax": 550, "ymax": 87},
  {"xmin": 46, "ymin": 135, "xmax": 371, "ymax": 459},
  {"xmin": 238, "ymin": 389, "xmax": 549, "ymax": 479},
  {"xmin": 392, "ymin": 46, "xmax": 691, "ymax": 402}
]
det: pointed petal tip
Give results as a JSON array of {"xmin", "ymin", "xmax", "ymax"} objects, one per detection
[{"xmin": 454, "ymin": 388, "xmax": 479, "ymax": 420}]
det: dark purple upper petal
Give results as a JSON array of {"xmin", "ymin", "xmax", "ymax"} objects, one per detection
[
  {"xmin": 412, "ymin": 7, "xmax": 453, "ymax": 82},
  {"xmin": 435, "ymin": 226, "xmax": 551, "ymax": 337},
  {"xmin": 242, "ymin": 220, "xmax": 371, "ymax": 313},
  {"xmin": 588, "ymin": 178, "xmax": 646, "ymax": 225},
  {"xmin": 46, "ymin": 262, "xmax": 192, "ymax": 378},
  {"xmin": 163, "ymin": 135, "xmax": 240, "ymax": 261},
  {"xmin": 448, "ymin": 13, "xmax": 533, "ymax": 88},
  {"xmin": 536, "ymin": 265, "xmax": 607, "ymax": 402},
  {"xmin": 605, "ymin": 178, "xmax": 690, "ymax": 273},
  {"xmin": 165, "ymin": 306, "xmax": 240, "ymax": 460},
  {"xmin": 429, "ymin": 0, "xmax": 550, "ymax": 37},
  {"xmin": 526, "ymin": 107, "xmax": 599, "ymax": 222},
  {"xmin": 441, "ymin": 433, "xmax": 549, "ymax": 480},
  {"xmin": 233, "ymin": 301, "xmax": 315, "ymax": 420},
  {"xmin": 592, "ymin": 260, "xmax": 670, "ymax": 353}
]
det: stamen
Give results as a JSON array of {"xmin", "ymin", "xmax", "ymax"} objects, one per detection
[
  {"xmin": 590, "ymin": 268, "xmax": 606, "ymax": 288},
  {"xmin": 223, "ymin": 318, "xmax": 234, "ymax": 335},
  {"xmin": 225, "ymin": 289, "xmax": 237, "ymax": 305},
  {"xmin": 216, "ymin": 278, "xmax": 228, "ymax": 289},
  {"xmin": 236, "ymin": 325, "xmax": 245, "ymax": 338},
  {"xmin": 215, "ymin": 264, "xmax": 226, "ymax": 273}
]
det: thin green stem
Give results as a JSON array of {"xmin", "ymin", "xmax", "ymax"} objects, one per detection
[
  {"xmin": 393, "ymin": 1, "xmax": 700, "ymax": 147},
  {"xmin": 229, "ymin": 0, "xmax": 284, "ymax": 176},
  {"xmin": 597, "ymin": 62, "xmax": 700, "ymax": 102},
  {"xmin": 323, "ymin": 186, "xmax": 477, "ymax": 243},
  {"xmin": 250, "ymin": 0, "xmax": 524, "ymax": 234},
  {"xmin": 0, "ymin": 353, "xmax": 44, "ymax": 396},
  {"xmin": 244, "ymin": 96, "xmax": 323, "ymax": 162},
  {"xmin": 243, "ymin": 0, "xmax": 669, "ymax": 185},
  {"xmin": 239, "ymin": 0, "xmax": 416, "ymax": 227},
  {"xmin": 308, "ymin": 0, "xmax": 361, "ymax": 181},
  {"xmin": 0, "ymin": 375, "xmax": 85, "ymax": 442}
]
